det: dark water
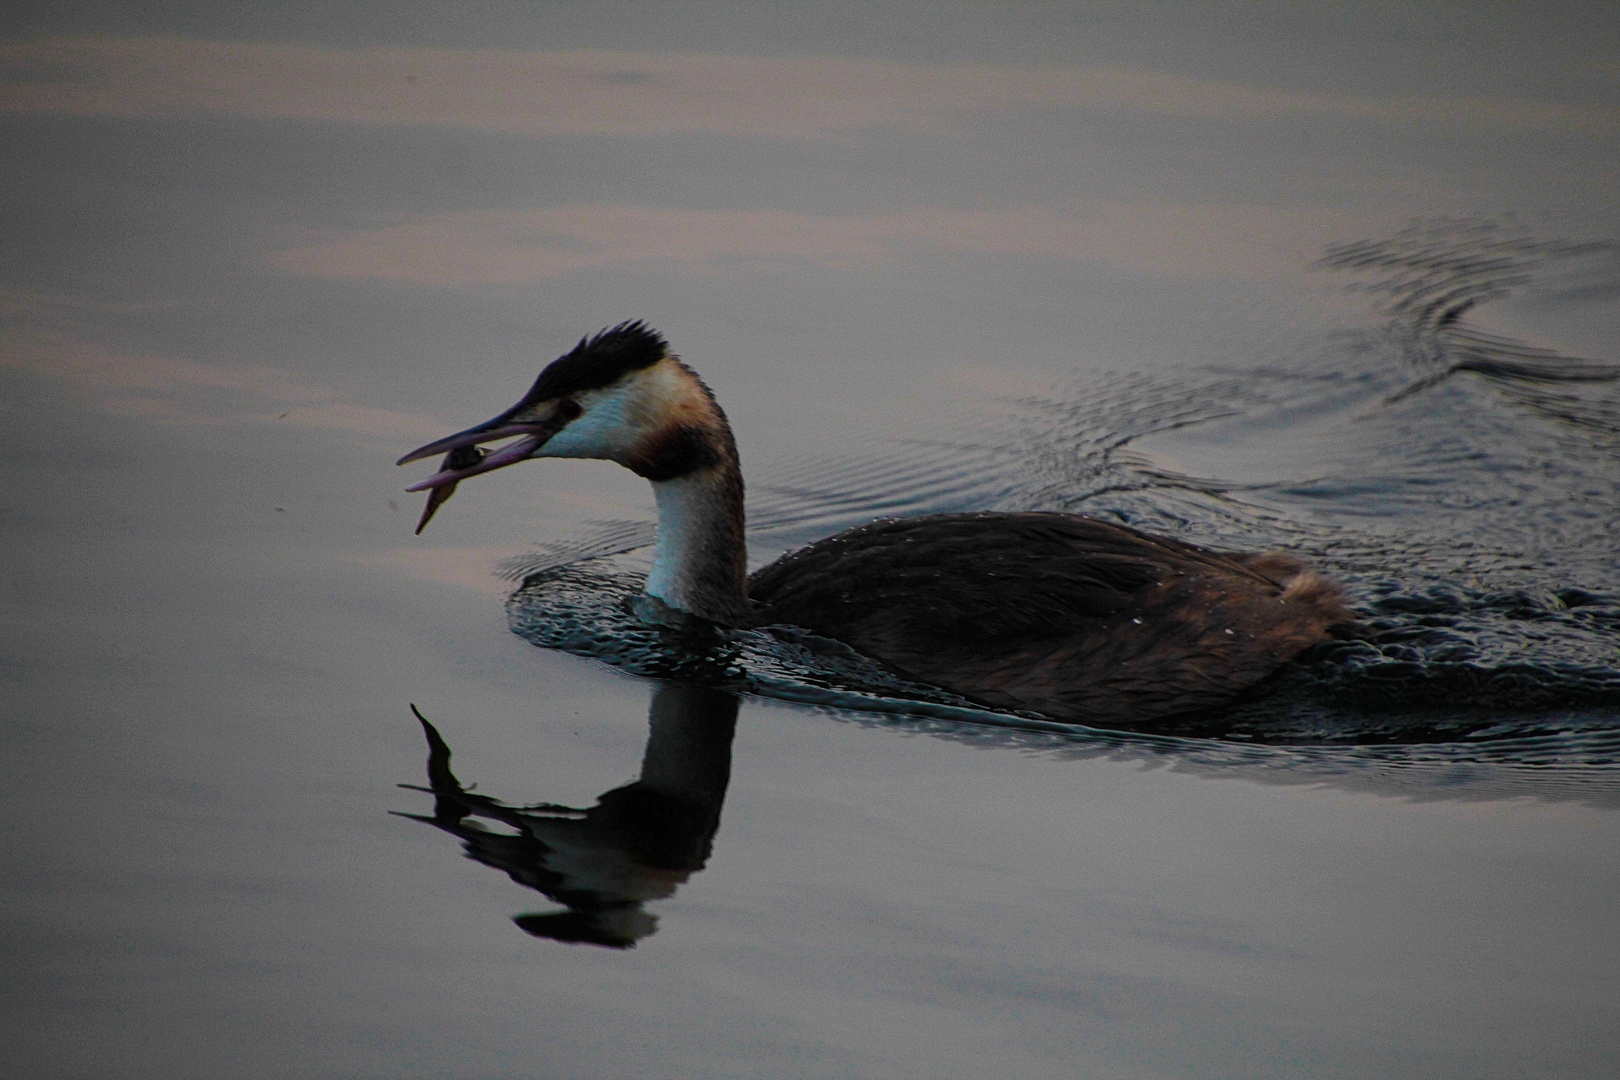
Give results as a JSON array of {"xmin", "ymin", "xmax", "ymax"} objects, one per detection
[
  {"xmin": 5, "ymin": 8, "xmax": 1620, "ymax": 1079},
  {"xmin": 374, "ymin": 221, "xmax": 1620, "ymax": 1076}
]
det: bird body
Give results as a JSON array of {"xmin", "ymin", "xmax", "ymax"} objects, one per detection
[
  {"xmin": 749, "ymin": 513, "xmax": 1345, "ymax": 723},
  {"xmin": 401, "ymin": 323, "xmax": 1349, "ymax": 726}
]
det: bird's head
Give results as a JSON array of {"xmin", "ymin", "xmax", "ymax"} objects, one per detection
[{"xmin": 399, "ymin": 322, "xmax": 731, "ymax": 518}]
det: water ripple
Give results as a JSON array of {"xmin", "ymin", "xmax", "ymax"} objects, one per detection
[{"xmin": 501, "ymin": 219, "xmax": 1619, "ymax": 801}]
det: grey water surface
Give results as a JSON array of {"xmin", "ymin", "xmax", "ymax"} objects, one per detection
[{"xmin": 3, "ymin": 4, "xmax": 1619, "ymax": 1079}]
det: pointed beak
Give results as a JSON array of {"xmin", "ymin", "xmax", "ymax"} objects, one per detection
[{"xmin": 397, "ymin": 407, "xmax": 557, "ymax": 494}]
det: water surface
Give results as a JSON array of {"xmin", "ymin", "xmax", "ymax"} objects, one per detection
[{"xmin": 3, "ymin": 6, "xmax": 1618, "ymax": 1079}]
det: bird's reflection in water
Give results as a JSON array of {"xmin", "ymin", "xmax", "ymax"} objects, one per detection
[{"xmin": 397, "ymin": 683, "xmax": 739, "ymax": 948}]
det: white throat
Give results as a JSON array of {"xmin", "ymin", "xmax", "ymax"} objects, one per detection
[{"xmin": 644, "ymin": 472, "xmax": 740, "ymax": 617}]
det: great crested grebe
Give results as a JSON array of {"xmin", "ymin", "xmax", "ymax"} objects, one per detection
[{"xmin": 399, "ymin": 322, "xmax": 1350, "ymax": 725}]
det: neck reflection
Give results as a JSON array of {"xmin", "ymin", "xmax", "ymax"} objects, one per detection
[{"xmin": 397, "ymin": 682, "xmax": 740, "ymax": 949}]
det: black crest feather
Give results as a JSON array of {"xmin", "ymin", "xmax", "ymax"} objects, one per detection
[{"xmin": 521, "ymin": 321, "xmax": 668, "ymax": 404}]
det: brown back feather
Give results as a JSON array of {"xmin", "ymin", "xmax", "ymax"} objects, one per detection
[{"xmin": 748, "ymin": 512, "xmax": 1349, "ymax": 725}]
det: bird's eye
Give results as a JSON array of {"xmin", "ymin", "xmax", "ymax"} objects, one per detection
[{"xmin": 558, "ymin": 399, "xmax": 582, "ymax": 421}]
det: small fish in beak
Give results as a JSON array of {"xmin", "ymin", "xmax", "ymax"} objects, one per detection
[{"xmin": 414, "ymin": 445, "xmax": 487, "ymax": 535}]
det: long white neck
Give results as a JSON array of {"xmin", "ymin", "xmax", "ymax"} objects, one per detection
[
  {"xmin": 642, "ymin": 465, "xmax": 752, "ymax": 626},
  {"xmin": 535, "ymin": 352, "xmax": 753, "ymax": 626}
]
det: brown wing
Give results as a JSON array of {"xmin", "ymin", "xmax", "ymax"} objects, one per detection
[
  {"xmin": 747, "ymin": 512, "xmax": 1345, "ymax": 725},
  {"xmin": 747, "ymin": 512, "xmax": 1268, "ymax": 644}
]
